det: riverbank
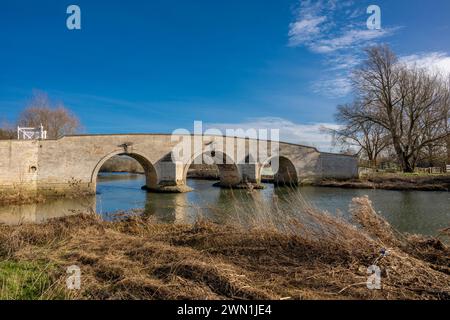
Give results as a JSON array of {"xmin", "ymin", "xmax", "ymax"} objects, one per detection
[
  {"xmin": 0, "ymin": 197, "xmax": 448, "ymax": 300},
  {"xmin": 0, "ymin": 193, "xmax": 46, "ymax": 206},
  {"xmin": 314, "ymin": 174, "xmax": 450, "ymax": 191},
  {"xmin": 0, "ymin": 188, "xmax": 94, "ymax": 206}
]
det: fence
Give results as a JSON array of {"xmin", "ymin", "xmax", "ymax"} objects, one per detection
[
  {"xmin": 415, "ymin": 167, "xmax": 445, "ymax": 174},
  {"xmin": 359, "ymin": 160, "xmax": 449, "ymax": 175},
  {"xmin": 17, "ymin": 125, "xmax": 47, "ymax": 140}
]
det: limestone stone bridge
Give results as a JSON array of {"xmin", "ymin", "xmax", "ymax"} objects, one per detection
[{"xmin": 0, "ymin": 134, "xmax": 358, "ymax": 197}]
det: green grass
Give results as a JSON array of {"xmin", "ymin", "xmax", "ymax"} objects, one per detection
[{"xmin": 0, "ymin": 260, "xmax": 59, "ymax": 300}]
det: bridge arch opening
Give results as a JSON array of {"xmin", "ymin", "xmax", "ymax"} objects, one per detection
[
  {"xmin": 93, "ymin": 152, "xmax": 158, "ymax": 191},
  {"xmin": 183, "ymin": 151, "xmax": 241, "ymax": 188},
  {"xmin": 261, "ymin": 156, "xmax": 298, "ymax": 187}
]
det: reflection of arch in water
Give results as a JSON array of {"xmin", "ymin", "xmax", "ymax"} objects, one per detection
[
  {"xmin": 260, "ymin": 155, "xmax": 298, "ymax": 187},
  {"xmin": 141, "ymin": 192, "xmax": 188, "ymax": 224},
  {"xmin": 183, "ymin": 151, "xmax": 241, "ymax": 187},
  {"xmin": 92, "ymin": 151, "xmax": 158, "ymax": 191},
  {"xmin": 212, "ymin": 187, "xmax": 254, "ymax": 224}
]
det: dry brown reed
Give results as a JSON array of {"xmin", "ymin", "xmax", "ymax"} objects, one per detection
[{"xmin": 0, "ymin": 195, "xmax": 448, "ymax": 300}]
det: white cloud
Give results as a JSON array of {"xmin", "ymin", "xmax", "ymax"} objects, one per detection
[
  {"xmin": 325, "ymin": 54, "xmax": 360, "ymax": 71},
  {"xmin": 206, "ymin": 117, "xmax": 340, "ymax": 152},
  {"xmin": 288, "ymin": 0, "xmax": 399, "ymax": 98},
  {"xmin": 310, "ymin": 28, "xmax": 394, "ymax": 53},
  {"xmin": 288, "ymin": 15, "xmax": 327, "ymax": 46},
  {"xmin": 288, "ymin": 0, "xmax": 393, "ymax": 53},
  {"xmin": 312, "ymin": 77, "xmax": 352, "ymax": 98},
  {"xmin": 309, "ymin": 51, "xmax": 450, "ymax": 100},
  {"xmin": 400, "ymin": 52, "xmax": 450, "ymax": 76}
]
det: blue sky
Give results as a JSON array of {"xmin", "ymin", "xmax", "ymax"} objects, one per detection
[{"xmin": 1, "ymin": 0, "xmax": 450, "ymax": 150}]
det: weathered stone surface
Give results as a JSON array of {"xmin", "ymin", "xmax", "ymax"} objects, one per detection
[{"xmin": 0, "ymin": 134, "xmax": 358, "ymax": 198}]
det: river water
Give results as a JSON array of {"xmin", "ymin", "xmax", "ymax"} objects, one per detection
[{"xmin": 1, "ymin": 173, "xmax": 449, "ymax": 237}]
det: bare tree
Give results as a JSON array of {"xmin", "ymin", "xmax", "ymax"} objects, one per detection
[
  {"xmin": 0, "ymin": 121, "xmax": 15, "ymax": 140},
  {"xmin": 342, "ymin": 45, "xmax": 450, "ymax": 172},
  {"xmin": 17, "ymin": 91, "xmax": 81, "ymax": 139},
  {"xmin": 446, "ymin": 75, "xmax": 450, "ymax": 165},
  {"xmin": 332, "ymin": 102, "xmax": 390, "ymax": 166},
  {"xmin": 447, "ymin": 134, "xmax": 450, "ymax": 166},
  {"xmin": 0, "ymin": 129, "xmax": 15, "ymax": 140},
  {"xmin": 419, "ymin": 95, "xmax": 450, "ymax": 167}
]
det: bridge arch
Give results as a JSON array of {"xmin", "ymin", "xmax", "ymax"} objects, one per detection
[
  {"xmin": 183, "ymin": 150, "xmax": 241, "ymax": 187},
  {"xmin": 260, "ymin": 155, "xmax": 298, "ymax": 187},
  {"xmin": 91, "ymin": 150, "xmax": 158, "ymax": 190}
]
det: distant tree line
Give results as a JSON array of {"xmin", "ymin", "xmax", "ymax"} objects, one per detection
[
  {"xmin": 330, "ymin": 45, "xmax": 450, "ymax": 172},
  {"xmin": 0, "ymin": 90, "xmax": 81, "ymax": 140},
  {"xmin": 0, "ymin": 125, "xmax": 15, "ymax": 139},
  {"xmin": 99, "ymin": 156, "xmax": 144, "ymax": 173}
]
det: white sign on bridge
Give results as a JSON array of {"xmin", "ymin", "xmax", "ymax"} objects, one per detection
[{"xmin": 17, "ymin": 125, "xmax": 47, "ymax": 140}]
